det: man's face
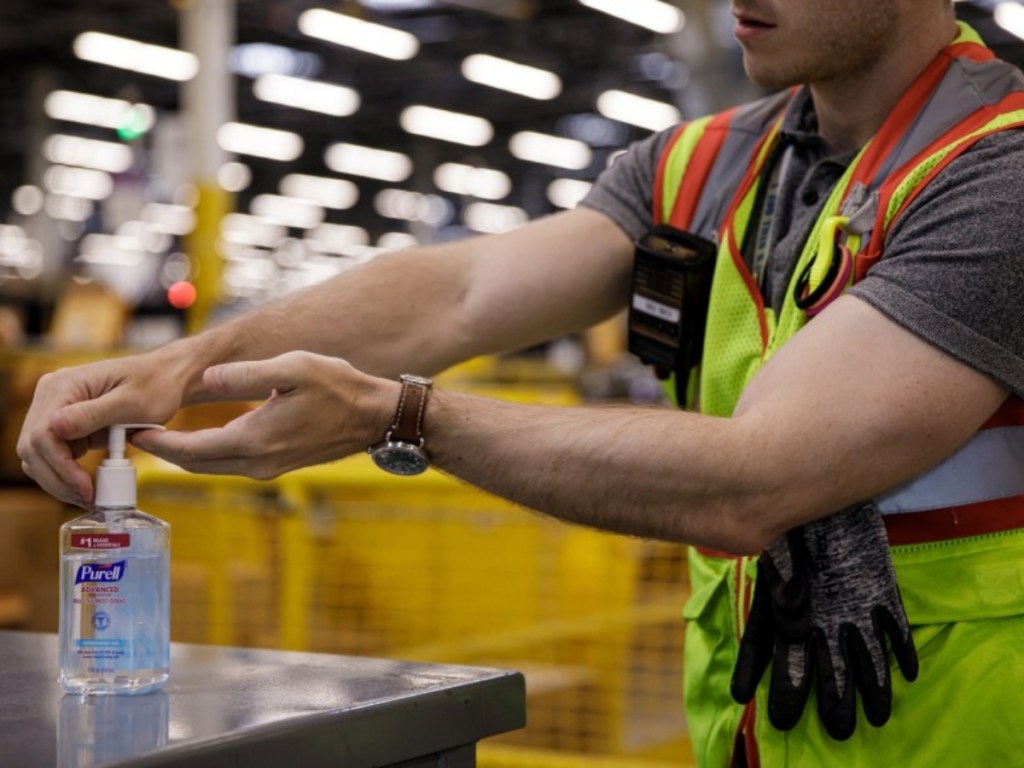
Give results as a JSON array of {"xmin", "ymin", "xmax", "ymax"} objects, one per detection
[{"xmin": 731, "ymin": 0, "xmax": 903, "ymax": 90}]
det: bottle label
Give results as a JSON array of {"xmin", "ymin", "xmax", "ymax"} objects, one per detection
[
  {"xmin": 75, "ymin": 561, "xmax": 127, "ymax": 585},
  {"xmin": 71, "ymin": 533, "xmax": 131, "ymax": 549}
]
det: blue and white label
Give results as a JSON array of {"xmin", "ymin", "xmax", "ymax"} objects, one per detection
[{"xmin": 75, "ymin": 561, "xmax": 126, "ymax": 585}]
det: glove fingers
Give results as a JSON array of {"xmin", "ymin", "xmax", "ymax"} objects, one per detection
[
  {"xmin": 843, "ymin": 625, "xmax": 891, "ymax": 728},
  {"xmin": 813, "ymin": 629, "xmax": 857, "ymax": 741},
  {"xmin": 767, "ymin": 639, "xmax": 812, "ymax": 731},
  {"xmin": 874, "ymin": 606, "xmax": 919, "ymax": 683},
  {"xmin": 730, "ymin": 569, "xmax": 775, "ymax": 705}
]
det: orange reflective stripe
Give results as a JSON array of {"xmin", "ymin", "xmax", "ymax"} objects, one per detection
[
  {"xmin": 668, "ymin": 109, "xmax": 735, "ymax": 230},
  {"xmin": 885, "ymin": 495, "xmax": 1024, "ymax": 546},
  {"xmin": 652, "ymin": 123, "xmax": 688, "ymax": 225}
]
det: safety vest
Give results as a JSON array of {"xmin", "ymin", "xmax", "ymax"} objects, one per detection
[{"xmin": 655, "ymin": 23, "xmax": 1024, "ymax": 767}]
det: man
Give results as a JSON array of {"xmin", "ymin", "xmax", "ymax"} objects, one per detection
[{"xmin": 19, "ymin": 0, "xmax": 1024, "ymax": 765}]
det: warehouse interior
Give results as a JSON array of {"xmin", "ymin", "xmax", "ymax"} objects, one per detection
[{"xmin": 1, "ymin": 1, "xmax": 1023, "ymax": 766}]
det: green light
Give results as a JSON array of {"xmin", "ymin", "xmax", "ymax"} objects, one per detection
[{"xmin": 117, "ymin": 105, "xmax": 150, "ymax": 141}]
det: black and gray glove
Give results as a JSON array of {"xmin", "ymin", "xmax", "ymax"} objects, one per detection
[{"xmin": 730, "ymin": 502, "xmax": 919, "ymax": 740}]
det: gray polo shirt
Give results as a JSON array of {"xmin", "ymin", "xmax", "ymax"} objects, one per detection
[{"xmin": 580, "ymin": 89, "xmax": 1024, "ymax": 398}]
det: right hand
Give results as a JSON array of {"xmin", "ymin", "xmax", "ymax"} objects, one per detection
[{"xmin": 16, "ymin": 346, "xmax": 190, "ymax": 507}]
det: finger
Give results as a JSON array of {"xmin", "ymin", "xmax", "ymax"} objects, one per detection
[
  {"xmin": 844, "ymin": 626, "xmax": 891, "ymax": 728},
  {"xmin": 813, "ymin": 628, "xmax": 857, "ymax": 741},
  {"xmin": 730, "ymin": 567, "xmax": 776, "ymax": 704},
  {"xmin": 203, "ymin": 357, "xmax": 298, "ymax": 400},
  {"xmin": 51, "ymin": 389, "xmax": 135, "ymax": 442},
  {"xmin": 131, "ymin": 424, "xmax": 277, "ymax": 479},
  {"xmin": 767, "ymin": 638, "xmax": 812, "ymax": 731},
  {"xmin": 20, "ymin": 440, "xmax": 92, "ymax": 507},
  {"xmin": 875, "ymin": 606, "xmax": 919, "ymax": 683}
]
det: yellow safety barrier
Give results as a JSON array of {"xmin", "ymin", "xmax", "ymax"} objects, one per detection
[{"xmin": 135, "ymin": 380, "xmax": 694, "ymax": 766}]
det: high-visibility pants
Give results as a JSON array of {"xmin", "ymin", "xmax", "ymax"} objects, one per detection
[{"xmin": 683, "ymin": 528, "xmax": 1024, "ymax": 767}]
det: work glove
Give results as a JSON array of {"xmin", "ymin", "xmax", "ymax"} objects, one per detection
[{"xmin": 730, "ymin": 502, "xmax": 919, "ymax": 740}]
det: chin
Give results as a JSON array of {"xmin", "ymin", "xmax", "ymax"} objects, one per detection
[{"xmin": 743, "ymin": 59, "xmax": 804, "ymax": 91}]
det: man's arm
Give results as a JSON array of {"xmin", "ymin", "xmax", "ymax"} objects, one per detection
[
  {"xmin": 17, "ymin": 207, "xmax": 634, "ymax": 506},
  {"xmin": 133, "ymin": 292, "xmax": 1006, "ymax": 554}
]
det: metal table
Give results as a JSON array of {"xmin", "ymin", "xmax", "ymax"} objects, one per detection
[{"xmin": 0, "ymin": 631, "xmax": 525, "ymax": 767}]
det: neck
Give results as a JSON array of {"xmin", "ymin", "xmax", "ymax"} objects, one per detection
[{"xmin": 810, "ymin": 16, "xmax": 959, "ymax": 154}]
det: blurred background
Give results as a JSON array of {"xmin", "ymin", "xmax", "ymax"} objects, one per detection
[{"xmin": 0, "ymin": 1, "xmax": 1021, "ymax": 765}]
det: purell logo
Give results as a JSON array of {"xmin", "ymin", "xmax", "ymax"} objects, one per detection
[{"xmin": 75, "ymin": 561, "xmax": 126, "ymax": 585}]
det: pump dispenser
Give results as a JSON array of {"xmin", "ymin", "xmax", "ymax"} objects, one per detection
[{"xmin": 59, "ymin": 424, "xmax": 170, "ymax": 695}]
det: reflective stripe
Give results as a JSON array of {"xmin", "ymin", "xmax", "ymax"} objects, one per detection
[{"xmin": 877, "ymin": 427, "xmax": 1024, "ymax": 514}]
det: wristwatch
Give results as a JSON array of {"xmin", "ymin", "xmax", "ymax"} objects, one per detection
[{"xmin": 368, "ymin": 374, "xmax": 433, "ymax": 475}]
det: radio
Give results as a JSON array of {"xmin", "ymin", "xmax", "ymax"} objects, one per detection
[{"xmin": 627, "ymin": 225, "xmax": 717, "ymax": 379}]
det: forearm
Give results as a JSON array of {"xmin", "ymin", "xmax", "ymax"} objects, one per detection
[
  {"xmin": 427, "ymin": 390, "xmax": 773, "ymax": 552},
  {"xmin": 173, "ymin": 208, "xmax": 632, "ymax": 403}
]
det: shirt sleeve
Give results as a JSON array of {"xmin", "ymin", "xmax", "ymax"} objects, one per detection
[
  {"xmin": 847, "ymin": 129, "xmax": 1024, "ymax": 398},
  {"xmin": 577, "ymin": 127, "xmax": 678, "ymax": 242}
]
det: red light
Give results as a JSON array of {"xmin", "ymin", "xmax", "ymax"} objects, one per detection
[{"xmin": 167, "ymin": 281, "xmax": 197, "ymax": 309}]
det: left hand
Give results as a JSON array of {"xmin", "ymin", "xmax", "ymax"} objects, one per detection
[{"xmin": 131, "ymin": 351, "xmax": 399, "ymax": 479}]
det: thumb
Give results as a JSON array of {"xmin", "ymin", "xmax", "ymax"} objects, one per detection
[{"xmin": 52, "ymin": 393, "xmax": 130, "ymax": 441}]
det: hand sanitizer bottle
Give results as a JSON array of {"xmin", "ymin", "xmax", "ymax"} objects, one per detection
[{"xmin": 59, "ymin": 424, "xmax": 170, "ymax": 695}]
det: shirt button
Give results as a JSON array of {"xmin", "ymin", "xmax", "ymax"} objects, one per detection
[{"xmin": 801, "ymin": 189, "xmax": 820, "ymax": 206}]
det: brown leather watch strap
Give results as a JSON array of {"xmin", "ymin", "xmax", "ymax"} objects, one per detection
[{"xmin": 388, "ymin": 374, "xmax": 432, "ymax": 445}]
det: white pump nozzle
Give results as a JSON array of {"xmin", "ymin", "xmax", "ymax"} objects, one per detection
[{"xmin": 94, "ymin": 423, "xmax": 164, "ymax": 509}]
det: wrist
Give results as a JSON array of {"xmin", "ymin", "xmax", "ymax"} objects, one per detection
[{"xmin": 368, "ymin": 374, "xmax": 433, "ymax": 475}]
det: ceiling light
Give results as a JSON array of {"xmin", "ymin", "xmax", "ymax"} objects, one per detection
[
  {"xmin": 254, "ymin": 74, "xmax": 361, "ymax": 117},
  {"xmin": 463, "ymin": 202, "xmax": 529, "ymax": 233},
  {"xmin": 44, "ymin": 91, "xmax": 156, "ymax": 132},
  {"xmin": 251, "ymin": 194, "xmax": 326, "ymax": 230},
  {"xmin": 217, "ymin": 162, "xmax": 251, "ymax": 192},
  {"xmin": 547, "ymin": 179, "xmax": 593, "ymax": 209},
  {"xmin": 43, "ymin": 166, "xmax": 114, "ymax": 201},
  {"xmin": 45, "ymin": 194, "xmax": 94, "ymax": 222},
  {"xmin": 596, "ymin": 89, "xmax": 682, "ymax": 131},
  {"xmin": 217, "ymin": 122, "xmax": 304, "ymax": 161},
  {"xmin": 374, "ymin": 189, "xmax": 454, "ymax": 225},
  {"xmin": 378, "ymin": 232, "xmax": 419, "ymax": 250},
  {"xmin": 231, "ymin": 43, "xmax": 322, "ymax": 79},
  {"xmin": 509, "ymin": 131, "xmax": 592, "ymax": 170},
  {"xmin": 43, "ymin": 134, "xmax": 134, "ymax": 174},
  {"xmin": 73, "ymin": 32, "xmax": 199, "ymax": 81},
  {"xmin": 279, "ymin": 174, "xmax": 359, "ymax": 209},
  {"xmin": 306, "ymin": 223, "xmax": 371, "ymax": 254},
  {"xmin": 220, "ymin": 214, "xmax": 287, "ymax": 248},
  {"xmin": 400, "ymin": 105, "xmax": 494, "ymax": 146},
  {"xmin": 11, "ymin": 186, "xmax": 44, "ymax": 216},
  {"xmin": 433, "ymin": 163, "xmax": 512, "ymax": 200},
  {"xmin": 578, "ymin": 0, "xmax": 685, "ymax": 34},
  {"xmin": 325, "ymin": 143, "xmax": 413, "ymax": 182},
  {"xmin": 141, "ymin": 204, "xmax": 197, "ymax": 236},
  {"xmin": 298, "ymin": 8, "xmax": 420, "ymax": 61},
  {"xmin": 995, "ymin": 2, "xmax": 1024, "ymax": 40},
  {"xmin": 460, "ymin": 54, "xmax": 562, "ymax": 100}
]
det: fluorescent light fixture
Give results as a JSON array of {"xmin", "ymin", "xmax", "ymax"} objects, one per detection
[
  {"xmin": 280, "ymin": 174, "xmax": 359, "ymax": 209},
  {"xmin": 217, "ymin": 162, "xmax": 252, "ymax": 192},
  {"xmin": 578, "ymin": 0, "xmax": 685, "ymax": 34},
  {"xmin": 307, "ymin": 223, "xmax": 370, "ymax": 253},
  {"xmin": 325, "ymin": 143, "xmax": 413, "ymax": 182},
  {"xmin": 217, "ymin": 122, "xmax": 304, "ymax": 161},
  {"xmin": 141, "ymin": 203, "xmax": 197, "ymax": 236},
  {"xmin": 461, "ymin": 54, "xmax": 562, "ymax": 100},
  {"xmin": 11, "ymin": 186, "xmax": 44, "ymax": 216},
  {"xmin": 433, "ymin": 163, "xmax": 512, "ymax": 200},
  {"xmin": 77, "ymin": 233, "xmax": 145, "ymax": 267},
  {"xmin": 596, "ymin": 89, "xmax": 682, "ymax": 131},
  {"xmin": 509, "ymin": 131, "xmax": 592, "ymax": 170},
  {"xmin": 73, "ymin": 32, "xmax": 199, "ymax": 81},
  {"xmin": 547, "ymin": 179, "xmax": 593, "ymax": 209},
  {"xmin": 378, "ymin": 232, "xmax": 419, "ymax": 250},
  {"xmin": 251, "ymin": 194, "xmax": 326, "ymax": 229},
  {"xmin": 995, "ymin": 2, "xmax": 1024, "ymax": 39},
  {"xmin": 400, "ymin": 105, "xmax": 494, "ymax": 146},
  {"xmin": 44, "ymin": 90, "xmax": 156, "ymax": 132},
  {"xmin": 43, "ymin": 165, "xmax": 114, "ymax": 200},
  {"xmin": 220, "ymin": 213, "xmax": 287, "ymax": 247},
  {"xmin": 463, "ymin": 202, "xmax": 529, "ymax": 233},
  {"xmin": 254, "ymin": 74, "xmax": 361, "ymax": 117},
  {"xmin": 374, "ymin": 189, "xmax": 454, "ymax": 225},
  {"xmin": 45, "ymin": 194, "xmax": 94, "ymax": 222},
  {"xmin": 43, "ymin": 134, "xmax": 134, "ymax": 174},
  {"xmin": 298, "ymin": 8, "xmax": 420, "ymax": 61},
  {"xmin": 231, "ymin": 43, "xmax": 321, "ymax": 79}
]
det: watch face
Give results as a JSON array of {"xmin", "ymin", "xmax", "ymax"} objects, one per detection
[{"xmin": 371, "ymin": 442, "xmax": 429, "ymax": 476}]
